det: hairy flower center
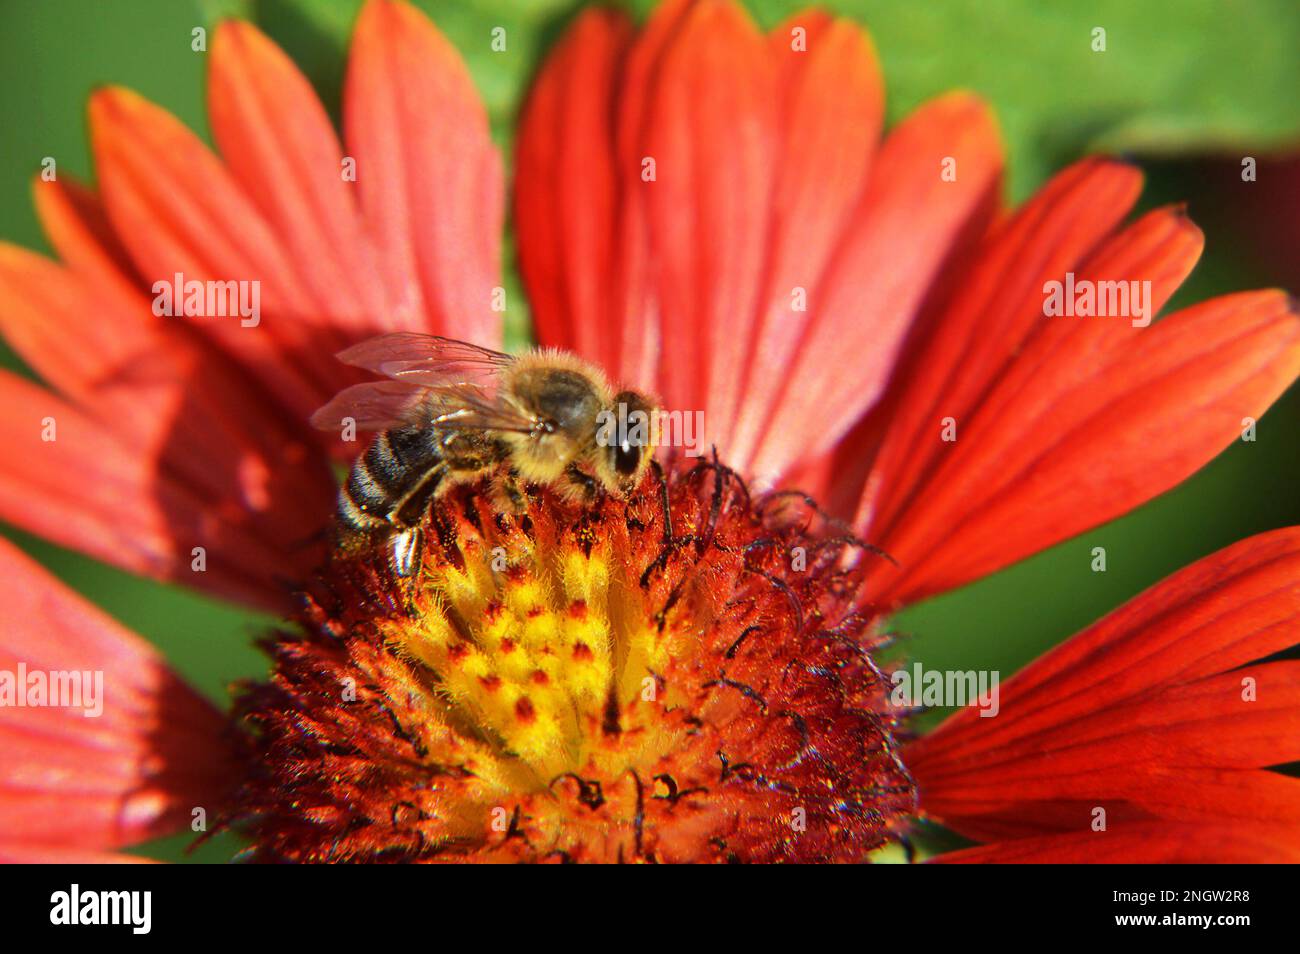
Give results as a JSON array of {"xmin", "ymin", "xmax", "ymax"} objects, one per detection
[{"xmin": 230, "ymin": 460, "xmax": 915, "ymax": 862}]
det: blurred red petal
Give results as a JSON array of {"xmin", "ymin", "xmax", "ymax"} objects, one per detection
[
  {"xmin": 0, "ymin": 371, "xmax": 316, "ymax": 612},
  {"xmin": 344, "ymin": 0, "xmax": 503, "ymax": 346},
  {"xmin": 0, "ymin": 841, "xmax": 156, "ymax": 863},
  {"xmin": 910, "ymin": 528, "xmax": 1300, "ymax": 843},
  {"xmin": 32, "ymin": 176, "xmax": 143, "ymax": 301},
  {"xmin": 0, "ymin": 539, "xmax": 234, "ymax": 849}
]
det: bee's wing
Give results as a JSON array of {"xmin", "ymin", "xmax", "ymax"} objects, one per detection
[
  {"xmin": 336, "ymin": 333, "xmax": 515, "ymax": 389},
  {"xmin": 425, "ymin": 384, "xmax": 540, "ymax": 435},
  {"xmin": 310, "ymin": 380, "xmax": 429, "ymax": 432}
]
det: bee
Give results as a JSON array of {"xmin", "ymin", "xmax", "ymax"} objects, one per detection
[{"xmin": 311, "ymin": 333, "xmax": 659, "ymax": 576}]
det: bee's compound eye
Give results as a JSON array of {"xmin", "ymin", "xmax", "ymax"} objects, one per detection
[{"xmin": 613, "ymin": 439, "xmax": 642, "ymax": 476}]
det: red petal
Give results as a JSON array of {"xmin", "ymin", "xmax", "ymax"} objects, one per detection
[
  {"xmin": 934, "ymin": 822, "xmax": 1300, "ymax": 863},
  {"xmin": 0, "ymin": 841, "xmax": 156, "ymax": 863},
  {"xmin": 344, "ymin": 0, "xmax": 503, "ymax": 346},
  {"xmin": 32, "ymin": 176, "xmax": 143, "ymax": 300},
  {"xmin": 852, "ymin": 158, "xmax": 1144, "ymax": 536},
  {"xmin": 727, "ymin": 13, "xmax": 886, "ymax": 469},
  {"xmin": 0, "ymin": 229, "xmax": 335, "ymax": 612},
  {"xmin": 516, "ymin": 0, "xmax": 903, "ymax": 471},
  {"xmin": 0, "ymin": 539, "xmax": 234, "ymax": 849},
  {"xmin": 515, "ymin": 7, "xmax": 635, "ymax": 373},
  {"xmin": 910, "ymin": 528, "xmax": 1300, "ymax": 842},
  {"xmin": 0, "ymin": 371, "xmax": 317, "ymax": 612},
  {"xmin": 636, "ymin": 0, "xmax": 778, "ymax": 439},
  {"xmin": 871, "ymin": 212, "xmax": 1300, "ymax": 605}
]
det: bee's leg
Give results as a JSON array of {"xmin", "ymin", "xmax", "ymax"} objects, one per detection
[
  {"xmin": 390, "ymin": 526, "xmax": 423, "ymax": 579},
  {"xmin": 491, "ymin": 467, "xmax": 528, "ymax": 515},
  {"xmin": 393, "ymin": 463, "xmax": 448, "ymax": 529},
  {"xmin": 385, "ymin": 525, "xmax": 425, "ymax": 617},
  {"xmin": 563, "ymin": 463, "xmax": 601, "ymax": 504},
  {"xmin": 386, "ymin": 465, "xmax": 448, "ymax": 616}
]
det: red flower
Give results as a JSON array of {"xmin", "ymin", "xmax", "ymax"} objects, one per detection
[{"xmin": 0, "ymin": 0, "xmax": 1297, "ymax": 861}]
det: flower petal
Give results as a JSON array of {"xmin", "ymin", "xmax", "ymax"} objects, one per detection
[
  {"xmin": 745, "ymin": 92, "xmax": 1001, "ymax": 483},
  {"xmin": 933, "ymin": 822, "xmax": 1300, "ymax": 863},
  {"xmin": 209, "ymin": 18, "xmax": 389, "ymax": 332},
  {"xmin": 909, "ymin": 527, "xmax": 1300, "ymax": 843},
  {"xmin": 89, "ymin": 85, "xmax": 340, "ymax": 420},
  {"xmin": 726, "ymin": 12, "xmax": 886, "ymax": 470},
  {"xmin": 515, "ymin": 7, "xmax": 636, "ymax": 372},
  {"xmin": 0, "ymin": 841, "xmax": 156, "ymax": 863},
  {"xmin": 32, "ymin": 175, "xmax": 143, "ymax": 300},
  {"xmin": 344, "ymin": 0, "xmax": 503, "ymax": 346},
  {"xmin": 0, "ymin": 371, "xmax": 320, "ymax": 612},
  {"xmin": 635, "ymin": 0, "xmax": 778, "ymax": 440},
  {"xmin": 850, "ymin": 158, "xmax": 1144, "ymax": 535},
  {"xmin": 0, "ymin": 538, "xmax": 234, "ymax": 849},
  {"xmin": 868, "ymin": 210, "xmax": 1300, "ymax": 605},
  {"xmin": 0, "ymin": 214, "xmax": 337, "ymax": 612},
  {"xmin": 519, "ymin": 1, "xmax": 994, "ymax": 480}
]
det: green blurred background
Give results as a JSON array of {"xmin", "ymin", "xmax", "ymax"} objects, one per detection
[{"xmin": 1, "ymin": 0, "xmax": 1299, "ymax": 862}]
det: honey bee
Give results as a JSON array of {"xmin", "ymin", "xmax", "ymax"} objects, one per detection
[{"xmin": 311, "ymin": 333, "xmax": 659, "ymax": 576}]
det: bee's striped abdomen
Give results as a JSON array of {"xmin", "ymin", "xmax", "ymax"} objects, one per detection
[{"xmin": 338, "ymin": 424, "xmax": 444, "ymax": 532}]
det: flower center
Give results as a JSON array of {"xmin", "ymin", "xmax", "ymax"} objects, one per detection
[{"xmin": 230, "ymin": 460, "xmax": 915, "ymax": 862}]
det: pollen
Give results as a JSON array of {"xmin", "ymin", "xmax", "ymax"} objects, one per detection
[{"xmin": 229, "ymin": 460, "xmax": 915, "ymax": 862}]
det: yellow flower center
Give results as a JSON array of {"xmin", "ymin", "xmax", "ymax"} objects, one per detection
[{"xmin": 231, "ymin": 461, "xmax": 915, "ymax": 863}]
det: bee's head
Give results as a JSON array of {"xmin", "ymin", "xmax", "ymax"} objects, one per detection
[
  {"xmin": 502, "ymin": 364, "xmax": 605, "ymax": 481},
  {"xmin": 593, "ymin": 390, "xmax": 659, "ymax": 494}
]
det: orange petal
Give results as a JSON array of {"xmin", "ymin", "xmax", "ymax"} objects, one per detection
[
  {"xmin": 516, "ymin": 0, "xmax": 896, "ymax": 468},
  {"xmin": 343, "ymin": 0, "xmax": 503, "ymax": 346},
  {"xmin": 0, "ymin": 538, "xmax": 234, "ymax": 849},
  {"xmin": 727, "ymin": 13, "xmax": 885, "ymax": 469},
  {"xmin": 909, "ymin": 528, "xmax": 1300, "ymax": 843},
  {"xmin": 0, "ymin": 841, "xmax": 157, "ymax": 863},
  {"xmin": 0, "ymin": 238, "xmax": 335, "ymax": 612},
  {"xmin": 209, "ymin": 19, "xmax": 389, "ymax": 331},
  {"xmin": 635, "ymin": 0, "xmax": 777, "ymax": 438},
  {"xmin": 33, "ymin": 175, "xmax": 143, "ymax": 302},
  {"xmin": 89, "ymin": 85, "xmax": 341, "ymax": 420}
]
